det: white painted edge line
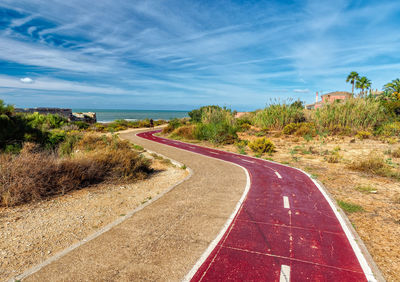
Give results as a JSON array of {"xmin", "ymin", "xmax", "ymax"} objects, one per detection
[
  {"xmin": 182, "ymin": 164, "xmax": 251, "ymax": 281},
  {"xmin": 11, "ymin": 137, "xmax": 193, "ymax": 282},
  {"xmin": 132, "ymin": 131, "xmax": 252, "ymax": 282},
  {"xmin": 283, "ymin": 196, "xmax": 290, "ymax": 209},
  {"xmin": 275, "ymin": 171, "xmax": 282, "ymax": 179},
  {"xmin": 143, "ymin": 131, "xmax": 379, "ymax": 281},
  {"xmin": 306, "ymin": 173, "xmax": 376, "ymax": 282},
  {"xmin": 280, "ymin": 265, "xmax": 291, "ymax": 282}
]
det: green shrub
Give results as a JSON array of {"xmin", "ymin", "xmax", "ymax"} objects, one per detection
[
  {"xmin": 0, "ymin": 99, "xmax": 14, "ymax": 116},
  {"xmin": 194, "ymin": 123, "xmax": 237, "ymax": 144},
  {"xmin": 171, "ymin": 125, "xmax": 195, "ymax": 139},
  {"xmin": 295, "ymin": 122, "xmax": 316, "ymax": 137},
  {"xmin": 73, "ymin": 121, "xmax": 90, "ymax": 130},
  {"xmin": 356, "ymin": 131, "xmax": 372, "ymax": 140},
  {"xmin": 58, "ymin": 133, "xmax": 82, "ymax": 156},
  {"xmin": 380, "ymin": 122, "xmax": 400, "ymax": 136},
  {"xmin": 283, "ymin": 123, "xmax": 300, "ymax": 135},
  {"xmin": 248, "ymin": 137, "xmax": 275, "ymax": 154},
  {"xmin": 162, "ymin": 118, "xmax": 183, "ymax": 134}
]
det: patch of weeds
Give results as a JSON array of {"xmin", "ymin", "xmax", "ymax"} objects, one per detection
[
  {"xmin": 131, "ymin": 144, "xmax": 144, "ymax": 151},
  {"xmin": 291, "ymin": 155, "xmax": 300, "ymax": 162},
  {"xmin": 337, "ymin": 200, "xmax": 364, "ymax": 213},
  {"xmin": 238, "ymin": 147, "xmax": 247, "ymax": 155},
  {"xmin": 303, "ymin": 134, "xmax": 313, "ymax": 142},
  {"xmin": 255, "ymin": 131, "xmax": 265, "ymax": 137},
  {"xmin": 161, "ymin": 158, "xmax": 173, "ymax": 166},
  {"xmin": 181, "ymin": 164, "xmax": 187, "ymax": 169},
  {"xmin": 310, "ymin": 173, "xmax": 319, "ymax": 179},
  {"xmin": 151, "ymin": 153, "xmax": 163, "ymax": 160},
  {"xmin": 356, "ymin": 131, "xmax": 372, "ymax": 140},
  {"xmin": 385, "ymin": 158, "xmax": 397, "ymax": 167},
  {"xmin": 325, "ymin": 147, "xmax": 341, "ymax": 163},
  {"xmin": 281, "ymin": 161, "xmax": 290, "ymax": 165},
  {"xmin": 348, "ymin": 153, "xmax": 400, "ymax": 179},
  {"xmin": 119, "ymin": 214, "xmax": 126, "ymax": 216},
  {"xmin": 141, "ymin": 196, "xmax": 152, "ymax": 205},
  {"xmin": 391, "ymin": 147, "xmax": 400, "ymax": 158},
  {"xmin": 254, "ymin": 153, "xmax": 262, "ymax": 158},
  {"xmin": 264, "ymin": 157, "xmax": 273, "ymax": 161},
  {"xmin": 355, "ymin": 185, "xmax": 377, "ymax": 194}
]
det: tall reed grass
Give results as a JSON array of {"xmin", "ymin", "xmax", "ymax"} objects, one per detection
[
  {"xmin": 252, "ymin": 102, "xmax": 305, "ymax": 130},
  {"xmin": 311, "ymin": 98, "xmax": 388, "ymax": 133}
]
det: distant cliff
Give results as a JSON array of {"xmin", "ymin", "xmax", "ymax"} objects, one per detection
[{"xmin": 15, "ymin": 108, "xmax": 97, "ymax": 123}]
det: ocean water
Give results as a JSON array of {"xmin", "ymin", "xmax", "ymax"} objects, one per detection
[{"xmin": 73, "ymin": 109, "xmax": 188, "ymax": 123}]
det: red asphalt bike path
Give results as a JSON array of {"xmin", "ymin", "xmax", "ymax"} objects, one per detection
[{"xmin": 137, "ymin": 130, "xmax": 375, "ymax": 282}]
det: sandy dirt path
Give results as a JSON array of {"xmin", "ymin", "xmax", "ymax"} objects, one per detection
[{"xmin": 20, "ymin": 128, "xmax": 247, "ymax": 281}]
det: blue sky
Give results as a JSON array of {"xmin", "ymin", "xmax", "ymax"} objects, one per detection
[{"xmin": 0, "ymin": 0, "xmax": 399, "ymax": 110}]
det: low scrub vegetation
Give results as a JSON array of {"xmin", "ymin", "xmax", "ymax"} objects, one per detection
[
  {"xmin": 248, "ymin": 137, "xmax": 275, "ymax": 154},
  {"xmin": 348, "ymin": 153, "xmax": 399, "ymax": 179},
  {"xmin": 0, "ymin": 135, "xmax": 152, "ymax": 207},
  {"xmin": 0, "ymin": 99, "xmax": 158, "ymax": 207},
  {"xmin": 166, "ymin": 105, "xmax": 238, "ymax": 144}
]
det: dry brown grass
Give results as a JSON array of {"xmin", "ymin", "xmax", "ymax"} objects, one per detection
[
  {"xmin": 171, "ymin": 125, "xmax": 196, "ymax": 140},
  {"xmin": 348, "ymin": 153, "xmax": 399, "ymax": 179},
  {"xmin": 391, "ymin": 147, "xmax": 400, "ymax": 158},
  {"xmin": 0, "ymin": 136, "xmax": 152, "ymax": 207}
]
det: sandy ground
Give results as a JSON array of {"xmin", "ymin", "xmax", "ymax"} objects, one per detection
[
  {"xmin": 0, "ymin": 158, "xmax": 187, "ymax": 281},
  {"xmin": 172, "ymin": 132, "xmax": 399, "ymax": 281},
  {"xmin": 7, "ymin": 129, "xmax": 246, "ymax": 281}
]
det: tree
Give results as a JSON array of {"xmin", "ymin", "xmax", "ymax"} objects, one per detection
[
  {"xmin": 0, "ymin": 99, "xmax": 14, "ymax": 117},
  {"xmin": 384, "ymin": 78, "xmax": 400, "ymax": 100},
  {"xmin": 355, "ymin": 76, "xmax": 371, "ymax": 97},
  {"xmin": 346, "ymin": 71, "xmax": 359, "ymax": 94}
]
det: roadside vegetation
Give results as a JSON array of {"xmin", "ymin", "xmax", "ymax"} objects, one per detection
[
  {"xmin": 0, "ymin": 100, "xmax": 155, "ymax": 207},
  {"xmin": 159, "ymin": 75, "xmax": 400, "ymax": 281}
]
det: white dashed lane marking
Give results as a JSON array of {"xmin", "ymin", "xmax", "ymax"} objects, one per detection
[
  {"xmin": 209, "ymin": 151, "xmax": 219, "ymax": 155},
  {"xmin": 280, "ymin": 265, "xmax": 291, "ymax": 282},
  {"xmin": 242, "ymin": 159, "xmax": 254, "ymax": 163},
  {"xmin": 275, "ymin": 171, "xmax": 282, "ymax": 179},
  {"xmin": 283, "ymin": 196, "xmax": 290, "ymax": 209}
]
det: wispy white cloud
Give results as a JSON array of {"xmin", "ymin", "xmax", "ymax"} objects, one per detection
[
  {"xmin": 293, "ymin": 89, "xmax": 310, "ymax": 93},
  {"xmin": 20, "ymin": 77, "xmax": 34, "ymax": 83},
  {"xmin": 0, "ymin": 75, "xmax": 132, "ymax": 95},
  {"xmin": 0, "ymin": 0, "xmax": 399, "ymax": 109}
]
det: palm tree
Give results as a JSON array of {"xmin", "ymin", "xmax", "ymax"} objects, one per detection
[
  {"xmin": 346, "ymin": 71, "xmax": 359, "ymax": 94},
  {"xmin": 355, "ymin": 76, "xmax": 372, "ymax": 97},
  {"xmin": 384, "ymin": 78, "xmax": 400, "ymax": 93}
]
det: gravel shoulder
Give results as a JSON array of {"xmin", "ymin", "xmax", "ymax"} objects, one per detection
[{"xmin": 0, "ymin": 142, "xmax": 187, "ymax": 281}]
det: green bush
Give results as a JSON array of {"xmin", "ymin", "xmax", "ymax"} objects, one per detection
[
  {"xmin": 283, "ymin": 123, "xmax": 299, "ymax": 135},
  {"xmin": 248, "ymin": 137, "xmax": 275, "ymax": 154},
  {"xmin": 356, "ymin": 131, "xmax": 372, "ymax": 140},
  {"xmin": 380, "ymin": 122, "xmax": 400, "ymax": 136}
]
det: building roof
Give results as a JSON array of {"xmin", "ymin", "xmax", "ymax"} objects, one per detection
[{"xmin": 321, "ymin": 91, "xmax": 353, "ymax": 97}]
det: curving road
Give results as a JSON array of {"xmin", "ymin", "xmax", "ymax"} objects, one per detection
[
  {"xmin": 16, "ymin": 128, "xmax": 378, "ymax": 281},
  {"xmin": 137, "ymin": 130, "xmax": 376, "ymax": 282}
]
